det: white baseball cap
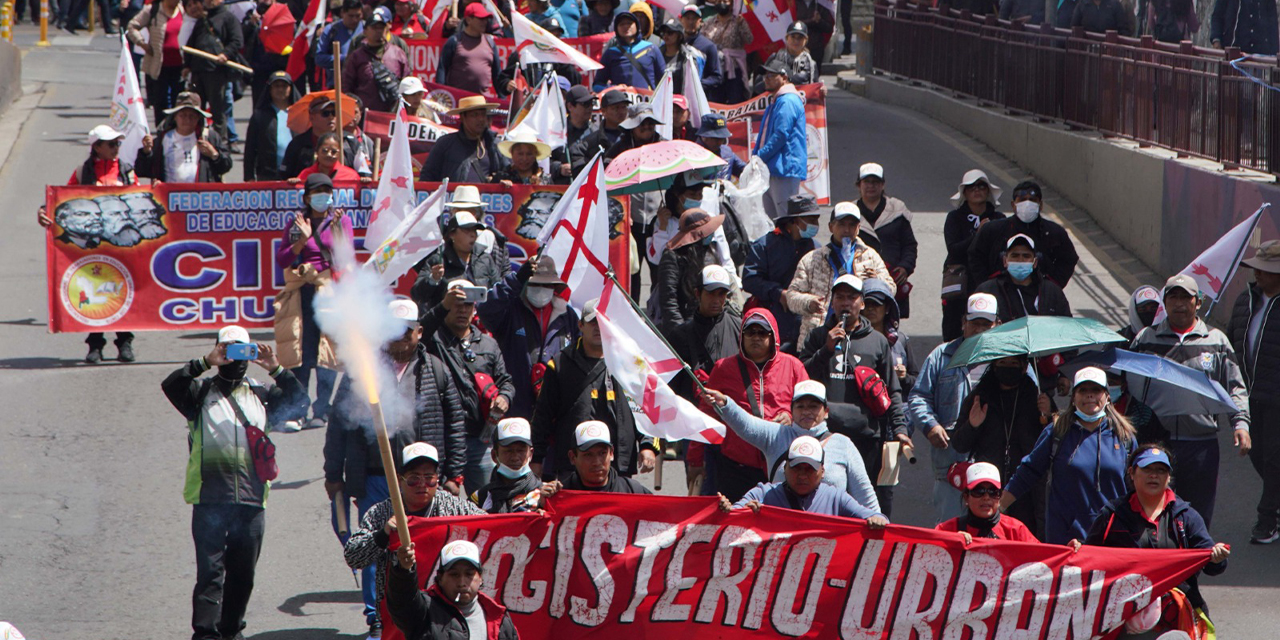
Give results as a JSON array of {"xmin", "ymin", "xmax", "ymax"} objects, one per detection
[
  {"xmin": 580, "ymin": 298, "xmax": 601, "ymax": 323},
  {"xmin": 449, "ymin": 210, "xmax": 486, "ymax": 229},
  {"xmin": 858, "ymin": 163, "xmax": 884, "ymax": 181},
  {"xmin": 402, "ymin": 442, "xmax": 439, "ymax": 467},
  {"xmin": 388, "ymin": 298, "xmax": 419, "ymax": 325},
  {"xmin": 832, "ymin": 201, "xmax": 861, "ymax": 221},
  {"xmin": 88, "ymin": 124, "xmax": 125, "ymax": 144},
  {"xmin": 496, "ymin": 417, "xmax": 532, "ymax": 446},
  {"xmin": 1006, "ymin": 233, "xmax": 1036, "ymax": 250},
  {"xmin": 440, "ymin": 539, "xmax": 483, "ymax": 571},
  {"xmin": 1073, "ymin": 366, "xmax": 1108, "ymax": 391},
  {"xmin": 964, "ymin": 461, "xmax": 1002, "ymax": 490},
  {"xmin": 399, "ymin": 76, "xmax": 426, "ymax": 96},
  {"xmin": 217, "ymin": 325, "xmax": 251, "ymax": 344},
  {"xmin": 791, "ymin": 380, "xmax": 827, "ymax": 405},
  {"xmin": 966, "ymin": 293, "xmax": 999, "ymax": 322},
  {"xmin": 787, "ymin": 435, "xmax": 824, "ymax": 469},
  {"xmin": 831, "ymin": 274, "xmax": 864, "ymax": 293},
  {"xmin": 701, "ymin": 264, "xmax": 732, "ymax": 291},
  {"xmin": 574, "ymin": 420, "xmax": 612, "ymax": 450},
  {"xmin": 447, "ymin": 279, "xmax": 477, "ymax": 291}
]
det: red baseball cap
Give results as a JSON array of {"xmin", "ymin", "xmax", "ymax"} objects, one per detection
[
  {"xmin": 464, "ymin": 1, "xmax": 492, "ymax": 18},
  {"xmin": 672, "ymin": 94, "xmax": 688, "ymax": 110}
]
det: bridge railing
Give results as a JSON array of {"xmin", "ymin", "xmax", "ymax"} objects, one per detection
[{"xmin": 871, "ymin": 1, "xmax": 1280, "ymax": 175}]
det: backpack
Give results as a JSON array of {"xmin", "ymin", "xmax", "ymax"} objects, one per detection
[
  {"xmin": 369, "ymin": 57, "xmax": 401, "ymax": 107},
  {"xmin": 854, "ymin": 365, "xmax": 892, "ymax": 418}
]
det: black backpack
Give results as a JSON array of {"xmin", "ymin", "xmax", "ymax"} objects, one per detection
[{"xmin": 370, "ymin": 58, "xmax": 401, "ymax": 107}]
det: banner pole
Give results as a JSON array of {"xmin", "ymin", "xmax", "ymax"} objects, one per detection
[
  {"xmin": 332, "ymin": 41, "xmax": 344, "ymax": 136},
  {"xmin": 371, "ymin": 401, "xmax": 412, "ymax": 550}
]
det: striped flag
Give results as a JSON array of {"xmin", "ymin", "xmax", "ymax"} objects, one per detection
[{"xmin": 286, "ymin": 0, "xmax": 326, "ymax": 79}]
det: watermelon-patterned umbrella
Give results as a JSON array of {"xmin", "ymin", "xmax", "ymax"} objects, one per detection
[{"xmin": 604, "ymin": 140, "xmax": 727, "ymax": 195}]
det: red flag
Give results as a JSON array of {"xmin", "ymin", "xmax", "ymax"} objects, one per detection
[{"xmin": 286, "ymin": 0, "xmax": 326, "ymax": 79}]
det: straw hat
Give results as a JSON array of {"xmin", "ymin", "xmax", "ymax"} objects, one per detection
[
  {"xmin": 445, "ymin": 95, "xmax": 499, "ymax": 116},
  {"xmin": 498, "ymin": 128, "xmax": 552, "ymax": 160}
]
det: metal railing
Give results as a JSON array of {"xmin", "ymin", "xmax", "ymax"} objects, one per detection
[{"xmin": 871, "ymin": 1, "xmax": 1280, "ymax": 175}]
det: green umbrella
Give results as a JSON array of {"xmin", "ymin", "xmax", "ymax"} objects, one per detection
[{"xmin": 945, "ymin": 316, "xmax": 1127, "ymax": 369}]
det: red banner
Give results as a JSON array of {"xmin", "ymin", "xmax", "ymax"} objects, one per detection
[
  {"xmin": 44, "ymin": 182, "xmax": 630, "ymax": 333},
  {"xmin": 380, "ymin": 491, "xmax": 1210, "ymax": 640},
  {"xmin": 403, "ymin": 33, "xmax": 612, "ymax": 95}
]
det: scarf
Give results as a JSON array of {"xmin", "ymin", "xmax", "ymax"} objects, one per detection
[{"xmin": 959, "ymin": 510, "xmax": 1002, "ymax": 539}]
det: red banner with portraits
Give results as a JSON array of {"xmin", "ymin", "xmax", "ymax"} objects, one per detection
[
  {"xmin": 378, "ymin": 491, "xmax": 1210, "ymax": 640},
  {"xmin": 44, "ymin": 182, "xmax": 630, "ymax": 333}
]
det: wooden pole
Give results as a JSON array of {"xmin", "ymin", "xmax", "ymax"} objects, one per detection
[
  {"xmin": 332, "ymin": 41, "xmax": 344, "ymax": 134},
  {"xmin": 182, "ymin": 46, "xmax": 255, "ymax": 74},
  {"xmin": 373, "ymin": 138, "xmax": 383, "ymax": 179},
  {"xmin": 371, "ymin": 402, "xmax": 411, "ymax": 550}
]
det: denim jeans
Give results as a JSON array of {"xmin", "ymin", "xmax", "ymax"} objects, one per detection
[
  {"xmin": 464, "ymin": 434, "xmax": 495, "ymax": 495},
  {"xmin": 331, "ymin": 475, "xmax": 389, "ymax": 625},
  {"xmin": 224, "ymin": 83, "xmax": 239, "ymax": 143},
  {"xmin": 930, "ymin": 443, "xmax": 969, "ymax": 525}
]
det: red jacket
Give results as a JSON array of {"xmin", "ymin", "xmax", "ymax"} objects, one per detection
[
  {"xmin": 936, "ymin": 514, "xmax": 1038, "ymax": 542},
  {"xmin": 690, "ymin": 308, "xmax": 809, "ymax": 469}
]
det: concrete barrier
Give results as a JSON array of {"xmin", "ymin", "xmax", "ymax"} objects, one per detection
[{"xmin": 0, "ymin": 38, "xmax": 20, "ymax": 115}]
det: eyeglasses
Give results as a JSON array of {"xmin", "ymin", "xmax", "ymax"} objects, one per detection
[
  {"xmin": 320, "ymin": 109, "xmax": 336, "ymax": 118},
  {"xmin": 101, "ymin": 139, "xmax": 122, "ymax": 148},
  {"xmin": 404, "ymin": 473, "xmax": 439, "ymax": 487},
  {"xmin": 968, "ymin": 487, "xmax": 1001, "ymax": 498},
  {"xmin": 318, "ymin": 147, "xmax": 341, "ymax": 157}
]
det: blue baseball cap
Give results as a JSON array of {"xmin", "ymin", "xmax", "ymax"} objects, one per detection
[
  {"xmin": 697, "ymin": 113, "xmax": 730, "ymax": 138},
  {"xmin": 1133, "ymin": 447, "xmax": 1171, "ymax": 469}
]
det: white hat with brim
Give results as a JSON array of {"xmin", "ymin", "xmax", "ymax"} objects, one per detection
[
  {"xmin": 792, "ymin": 380, "xmax": 827, "ymax": 406},
  {"xmin": 496, "ymin": 418, "xmax": 533, "ymax": 445},
  {"xmin": 217, "ymin": 325, "xmax": 251, "ymax": 344},
  {"xmin": 787, "ymin": 435, "xmax": 824, "ymax": 469},
  {"xmin": 402, "ymin": 442, "xmax": 439, "ymax": 468},
  {"xmin": 966, "ymin": 292, "xmax": 999, "ymax": 322},
  {"xmin": 445, "ymin": 185, "xmax": 484, "ymax": 210},
  {"xmin": 1073, "ymin": 366, "xmax": 1108, "ymax": 391},
  {"xmin": 164, "ymin": 102, "xmax": 213, "ymax": 119},
  {"xmin": 831, "ymin": 274, "xmax": 864, "ymax": 293},
  {"xmin": 964, "ymin": 461, "xmax": 1002, "ymax": 490},
  {"xmin": 388, "ymin": 298, "xmax": 420, "ymax": 326},
  {"xmin": 88, "ymin": 124, "xmax": 125, "ymax": 144},
  {"xmin": 832, "ymin": 201, "xmax": 860, "ymax": 221},
  {"xmin": 950, "ymin": 169, "xmax": 1002, "ymax": 206},
  {"xmin": 399, "ymin": 76, "xmax": 426, "ymax": 95},
  {"xmin": 448, "ymin": 210, "xmax": 486, "ymax": 230},
  {"xmin": 701, "ymin": 264, "xmax": 733, "ymax": 291},
  {"xmin": 498, "ymin": 128, "xmax": 552, "ymax": 160}
]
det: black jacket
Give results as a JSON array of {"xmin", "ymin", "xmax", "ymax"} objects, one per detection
[
  {"xmin": 281, "ymin": 131, "xmax": 359, "ymax": 180},
  {"xmin": 563, "ymin": 468, "xmax": 654, "ymax": 493},
  {"xmin": 657, "ymin": 242, "xmax": 719, "ymax": 335},
  {"xmin": 1227, "ymin": 282, "xmax": 1280, "ymax": 399},
  {"xmin": 968, "ymin": 215, "xmax": 1079, "ymax": 288},
  {"xmin": 530, "ymin": 342, "xmax": 657, "ymax": 479},
  {"xmin": 472, "ymin": 472, "xmax": 543, "ymax": 513},
  {"xmin": 134, "ymin": 121, "xmax": 234, "ymax": 183},
  {"xmin": 974, "ymin": 271, "xmax": 1072, "ymax": 322},
  {"xmin": 668, "ymin": 307, "xmax": 743, "ymax": 401},
  {"xmin": 387, "ymin": 570, "xmax": 520, "ymax": 640},
  {"xmin": 798, "ymin": 315, "xmax": 908, "ymax": 442},
  {"xmin": 420, "ymin": 305, "xmax": 516, "ymax": 438},
  {"xmin": 856, "ymin": 198, "xmax": 918, "ymax": 275},
  {"xmin": 1071, "ymin": 0, "xmax": 1133, "ymax": 34},
  {"xmin": 943, "ymin": 203, "xmax": 1004, "ymax": 271},
  {"xmin": 419, "ymin": 129, "xmax": 509, "ymax": 182},
  {"xmin": 567, "ymin": 124, "xmax": 624, "ymax": 175},
  {"xmin": 243, "ymin": 90, "xmax": 298, "ymax": 181},
  {"xmin": 323, "ymin": 344, "xmax": 468, "ymax": 492},
  {"xmin": 953, "ymin": 372, "xmax": 1045, "ymax": 481},
  {"xmin": 1210, "ymin": 0, "xmax": 1278, "ymax": 54},
  {"xmin": 742, "ymin": 229, "xmax": 818, "ymax": 350},
  {"xmin": 185, "ymin": 5, "xmax": 245, "ymax": 75},
  {"xmin": 410, "ymin": 243, "xmax": 512, "ymax": 311}
]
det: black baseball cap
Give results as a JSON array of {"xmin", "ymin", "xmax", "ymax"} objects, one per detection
[
  {"xmin": 567, "ymin": 85, "xmax": 595, "ymax": 105},
  {"xmin": 600, "ymin": 90, "xmax": 631, "ymax": 107},
  {"xmin": 786, "ymin": 21, "xmax": 807, "ymax": 36},
  {"xmin": 758, "ymin": 58, "xmax": 788, "ymax": 76}
]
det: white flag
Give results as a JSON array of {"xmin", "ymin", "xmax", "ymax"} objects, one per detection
[
  {"xmin": 109, "ymin": 40, "xmax": 150, "ymax": 167},
  {"xmin": 511, "ymin": 11, "xmax": 604, "ymax": 71},
  {"xmin": 652, "ymin": 70, "xmax": 674, "ymax": 141},
  {"xmin": 1178, "ymin": 204, "xmax": 1269, "ymax": 302},
  {"xmin": 365, "ymin": 111, "xmax": 416, "ymax": 251},
  {"xmin": 597, "ymin": 276, "xmax": 682, "ymax": 382},
  {"xmin": 363, "ymin": 180, "xmax": 449, "ymax": 288},
  {"xmin": 542, "ymin": 153, "xmax": 611, "ymax": 306},
  {"xmin": 681, "ymin": 53, "xmax": 712, "ymax": 125},
  {"xmin": 597, "ymin": 281, "xmax": 725, "ymax": 444},
  {"xmin": 512, "ymin": 74, "xmax": 567, "ymax": 149}
]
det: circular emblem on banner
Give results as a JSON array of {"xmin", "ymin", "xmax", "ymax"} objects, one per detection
[
  {"xmin": 60, "ymin": 255, "xmax": 134, "ymax": 327},
  {"xmin": 428, "ymin": 90, "xmax": 457, "ymax": 111}
]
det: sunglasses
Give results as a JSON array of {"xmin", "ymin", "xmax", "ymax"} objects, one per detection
[
  {"xmin": 404, "ymin": 473, "xmax": 439, "ymax": 487},
  {"xmin": 968, "ymin": 487, "xmax": 1001, "ymax": 498},
  {"xmin": 100, "ymin": 139, "xmax": 122, "ymax": 148},
  {"xmin": 320, "ymin": 109, "xmax": 336, "ymax": 118},
  {"xmin": 743, "ymin": 328, "xmax": 772, "ymax": 338}
]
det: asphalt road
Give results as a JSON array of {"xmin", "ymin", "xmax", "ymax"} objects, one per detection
[{"xmin": 0, "ymin": 27, "xmax": 1276, "ymax": 639}]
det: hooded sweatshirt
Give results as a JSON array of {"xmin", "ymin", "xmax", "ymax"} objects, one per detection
[
  {"xmin": 798, "ymin": 314, "xmax": 909, "ymax": 443},
  {"xmin": 863, "ymin": 278, "xmax": 917, "ymax": 392},
  {"xmin": 690, "ymin": 308, "xmax": 809, "ymax": 470},
  {"xmin": 1120, "ymin": 284, "xmax": 1161, "ymax": 343}
]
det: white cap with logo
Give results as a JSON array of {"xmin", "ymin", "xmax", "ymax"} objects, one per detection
[
  {"xmin": 575, "ymin": 420, "xmax": 612, "ymax": 450},
  {"xmin": 217, "ymin": 325, "xmax": 251, "ymax": 344},
  {"xmin": 791, "ymin": 380, "xmax": 827, "ymax": 405},
  {"xmin": 440, "ymin": 539, "xmax": 483, "ymax": 571},
  {"xmin": 858, "ymin": 163, "xmax": 884, "ymax": 181},
  {"xmin": 831, "ymin": 274, "xmax": 864, "ymax": 293},
  {"xmin": 832, "ymin": 201, "xmax": 861, "ymax": 221},
  {"xmin": 389, "ymin": 298, "xmax": 419, "ymax": 325},
  {"xmin": 964, "ymin": 461, "xmax": 1002, "ymax": 490},
  {"xmin": 402, "ymin": 442, "xmax": 439, "ymax": 467},
  {"xmin": 787, "ymin": 435, "xmax": 824, "ymax": 469},
  {"xmin": 966, "ymin": 293, "xmax": 999, "ymax": 322},
  {"xmin": 701, "ymin": 264, "xmax": 733, "ymax": 291},
  {"xmin": 496, "ymin": 417, "xmax": 533, "ymax": 445},
  {"xmin": 1073, "ymin": 366, "xmax": 1108, "ymax": 391}
]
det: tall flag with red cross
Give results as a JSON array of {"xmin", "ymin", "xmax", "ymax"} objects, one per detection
[
  {"xmin": 365, "ymin": 110, "xmax": 417, "ymax": 252},
  {"xmin": 110, "ymin": 40, "xmax": 149, "ymax": 166},
  {"xmin": 286, "ymin": 0, "xmax": 326, "ymax": 79},
  {"xmin": 363, "ymin": 180, "xmax": 449, "ymax": 288},
  {"xmin": 540, "ymin": 152, "xmax": 612, "ymax": 306},
  {"xmin": 597, "ymin": 279, "xmax": 725, "ymax": 444}
]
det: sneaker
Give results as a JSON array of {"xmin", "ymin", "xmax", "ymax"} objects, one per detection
[
  {"xmin": 367, "ymin": 622, "xmax": 382, "ymax": 640},
  {"xmin": 116, "ymin": 342, "xmax": 135, "ymax": 362},
  {"xmin": 305, "ymin": 417, "xmax": 327, "ymax": 430},
  {"xmin": 85, "ymin": 347, "xmax": 103, "ymax": 364},
  {"xmin": 1251, "ymin": 520, "xmax": 1279, "ymax": 544},
  {"xmin": 276, "ymin": 420, "xmax": 303, "ymax": 433}
]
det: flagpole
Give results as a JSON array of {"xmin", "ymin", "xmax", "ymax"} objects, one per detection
[
  {"xmin": 333, "ymin": 42, "xmax": 344, "ymax": 133},
  {"xmin": 1204, "ymin": 203, "xmax": 1270, "ymax": 317}
]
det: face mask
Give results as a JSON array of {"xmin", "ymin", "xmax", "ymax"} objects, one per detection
[
  {"xmin": 217, "ymin": 361, "xmax": 249, "ymax": 382},
  {"xmin": 526, "ymin": 286, "xmax": 555, "ymax": 309},
  {"xmin": 1007, "ymin": 261, "xmax": 1035, "ymax": 281},
  {"xmin": 1014, "ymin": 200, "xmax": 1040, "ymax": 223},
  {"xmin": 1108, "ymin": 386, "xmax": 1123, "ymax": 402},
  {"xmin": 1137, "ymin": 310, "xmax": 1158, "ymax": 327},
  {"xmin": 716, "ymin": 2, "xmax": 731, "ymax": 13},
  {"xmin": 683, "ymin": 198, "xmax": 702, "ymax": 211},
  {"xmin": 309, "ymin": 193, "xmax": 332, "ymax": 212},
  {"xmin": 799, "ymin": 222, "xmax": 818, "ymax": 239},
  {"xmin": 701, "ymin": 234, "xmax": 715, "ymax": 246},
  {"xmin": 496, "ymin": 463, "xmax": 530, "ymax": 479},
  {"xmin": 992, "ymin": 365, "xmax": 1022, "ymax": 387},
  {"xmin": 1074, "ymin": 407, "xmax": 1106, "ymax": 422}
]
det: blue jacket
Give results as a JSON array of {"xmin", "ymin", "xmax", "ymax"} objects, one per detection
[
  {"xmin": 316, "ymin": 20, "xmax": 363, "ymax": 87},
  {"xmin": 685, "ymin": 33, "xmax": 723, "ymax": 90},
  {"xmin": 713, "ymin": 143, "xmax": 747, "ymax": 180},
  {"xmin": 735, "ymin": 481, "xmax": 884, "ymax": 520},
  {"xmin": 1005, "ymin": 418, "xmax": 1137, "ymax": 544},
  {"xmin": 594, "ymin": 38, "xmax": 665, "ymax": 90},
  {"xmin": 752, "ymin": 84, "xmax": 807, "ymax": 180},
  {"xmin": 718, "ymin": 400, "xmax": 880, "ymax": 512},
  {"xmin": 475, "ymin": 269, "xmax": 580, "ymax": 419},
  {"xmin": 550, "ymin": 0, "xmax": 583, "ymax": 38},
  {"xmin": 741, "ymin": 229, "xmax": 817, "ymax": 348},
  {"xmin": 907, "ymin": 338, "xmax": 973, "ymax": 432}
]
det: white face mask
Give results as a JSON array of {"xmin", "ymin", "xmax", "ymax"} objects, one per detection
[
  {"xmin": 526, "ymin": 286, "xmax": 555, "ymax": 309},
  {"xmin": 495, "ymin": 463, "xmax": 530, "ymax": 479},
  {"xmin": 1014, "ymin": 200, "xmax": 1040, "ymax": 223}
]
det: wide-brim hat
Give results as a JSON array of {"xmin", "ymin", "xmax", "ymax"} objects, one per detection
[
  {"xmin": 498, "ymin": 128, "xmax": 552, "ymax": 160},
  {"xmin": 445, "ymin": 184, "xmax": 484, "ymax": 210},
  {"xmin": 528, "ymin": 254, "xmax": 565, "ymax": 286},
  {"xmin": 950, "ymin": 169, "xmax": 1002, "ymax": 205},
  {"xmin": 1243, "ymin": 240, "xmax": 1280, "ymax": 273},
  {"xmin": 445, "ymin": 95, "xmax": 499, "ymax": 116},
  {"xmin": 164, "ymin": 92, "xmax": 212, "ymax": 119},
  {"xmin": 666, "ymin": 208, "xmax": 724, "ymax": 251}
]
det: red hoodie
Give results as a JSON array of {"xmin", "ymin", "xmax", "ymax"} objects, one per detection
[{"xmin": 689, "ymin": 308, "xmax": 809, "ymax": 469}]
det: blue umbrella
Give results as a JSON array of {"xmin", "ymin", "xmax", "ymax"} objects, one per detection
[{"xmin": 1060, "ymin": 348, "xmax": 1238, "ymax": 416}]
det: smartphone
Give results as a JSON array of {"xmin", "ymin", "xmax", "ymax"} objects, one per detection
[
  {"xmin": 226, "ymin": 343, "xmax": 259, "ymax": 361},
  {"xmin": 459, "ymin": 286, "xmax": 488, "ymax": 304}
]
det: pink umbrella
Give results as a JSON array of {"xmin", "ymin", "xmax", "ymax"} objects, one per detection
[{"xmin": 604, "ymin": 140, "xmax": 727, "ymax": 195}]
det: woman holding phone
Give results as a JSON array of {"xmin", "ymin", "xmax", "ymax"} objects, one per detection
[{"xmin": 273, "ymin": 173, "xmax": 352, "ymax": 431}]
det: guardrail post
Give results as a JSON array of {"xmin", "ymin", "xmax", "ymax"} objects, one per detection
[{"xmin": 0, "ymin": 1, "xmax": 12, "ymax": 43}]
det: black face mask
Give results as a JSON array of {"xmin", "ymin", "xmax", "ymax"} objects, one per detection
[
  {"xmin": 1137, "ymin": 310, "xmax": 1158, "ymax": 327},
  {"xmin": 992, "ymin": 365, "xmax": 1022, "ymax": 388},
  {"xmin": 716, "ymin": 3, "xmax": 732, "ymax": 14},
  {"xmin": 218, "ymin": 360, "xmax": 250, "ymax": 382}
]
